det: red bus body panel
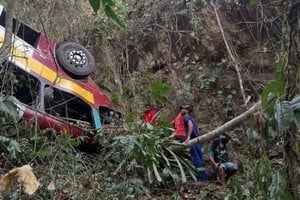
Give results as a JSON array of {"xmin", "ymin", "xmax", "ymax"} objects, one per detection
[{"xmin": 23, "ymin": 107, "xmax": 84, "ymax": 137}]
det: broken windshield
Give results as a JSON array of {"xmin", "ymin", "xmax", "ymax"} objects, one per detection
[{"xmin": 44, "ymin": 86, "xmax": 94, "ymax": 127}]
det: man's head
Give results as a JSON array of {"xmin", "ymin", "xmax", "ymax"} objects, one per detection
[
  {"xmin": 212, "ymin": 134, "xmax": 226, "ymax": 144},
  {"xmin": 180, "ymin": 105, "xmax": 192, "ymax": 115}
]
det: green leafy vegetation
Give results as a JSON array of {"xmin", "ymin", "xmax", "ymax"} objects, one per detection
[
  {"xmin": 88, "ymin": 0, "xmax": 124, "ymax": 27},
  {"xmin": 249, "ymin": 0, "xmax": 260, "ymax": 6},
  {"xmin": 262, "ymin": 58, "xmax": 286, "ymax": 116},
  {"xmin": 99, "ymin": 124, "xmax": 196, "ymax": 185},
  {"xmin": 0, "ymin": 0, "xmax": 300, "ymax": 199},
  {"xmin": 147, "ymin": 78, "xmax": 171, "ymax": 104},
  {"xmin": 0, "ymin": 135, "xmax": 21, "ymax": 159},
  {"xmin": 0, "ymin": 96, "xmax": 20, "ymax": 120}
]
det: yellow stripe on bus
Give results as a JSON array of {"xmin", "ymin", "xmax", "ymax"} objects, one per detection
[{"xmin": 11, "ymin": 46, "xmax": 95, "ymax": 104}]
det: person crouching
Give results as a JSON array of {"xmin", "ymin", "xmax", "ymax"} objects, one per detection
[{"xmin": 208, "ymin": 132, "xmax": 238, "ymax": 185}]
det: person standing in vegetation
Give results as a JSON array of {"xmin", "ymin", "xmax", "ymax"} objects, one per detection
[
  {"xmin": 180, "ymin": 105, "xmax": 208, "ymax": 181},
  {"xmin": 208, "ymin": 132, "xmax": 238, "ymax": 185},
  {"xmin": 143, "ymin": 104, "xmax": 160, "ymax": 125}
]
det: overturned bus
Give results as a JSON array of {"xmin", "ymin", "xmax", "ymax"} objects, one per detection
[{"xmin": 0, "ymin": 5, "xmax": 120, "ymax": 141}]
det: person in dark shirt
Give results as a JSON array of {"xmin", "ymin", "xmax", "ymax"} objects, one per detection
[
  {"xmin": 208, "ymin": 132, "xmax": 238, "ymax": 184},
  {"xmin": 180, "ymin": 105, "xmax": 208, "ymax": 181}
]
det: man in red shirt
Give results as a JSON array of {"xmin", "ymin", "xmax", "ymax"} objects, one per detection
[
  {"xmin": 143, "ymin": 104, "xmax": 160, "ymax": 124},
  {"xmin": 171, "ymin": 112, "xmax": 186, "ymax": 142}
]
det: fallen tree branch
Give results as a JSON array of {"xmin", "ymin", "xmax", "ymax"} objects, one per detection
[
  {"xmin": 213, "ymin": 4, "xmax": 248, "ymax": 106},
  {"xmin": 186, "ymin": 101, "xmax": 261, "ymax": 147}
]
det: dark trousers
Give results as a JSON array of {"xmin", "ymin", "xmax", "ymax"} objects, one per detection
[{"xmin": 190, "ymin": 144, "xmax": 208, "ymax": 181}]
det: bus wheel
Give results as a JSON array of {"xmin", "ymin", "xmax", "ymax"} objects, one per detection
[{"xmin": 56, "ymin": 42, "xmax": 95, "ymax": 79}]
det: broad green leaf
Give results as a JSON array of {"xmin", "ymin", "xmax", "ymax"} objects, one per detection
[
  {"xmin": 290, "ymin": 94, "xmax": 300, "ymax": 105},
  {"xmin": 160, "ymin": 150, "xmax": 171, "ymax": 167},
  {"xmin": 88, "ymin": 0, "xmax": 124, "ymax": 27},
  {"xmin": 290, "ymin": 95, "xmax": 300, "ymax": 110},
  {"xmin": 165, "ymin": 147, "xmax": 187, "ymax": 183},
  {"xmin": 294, "ymin": 111, "xmax": 300, "ymax": 126},
  {"xmin": 246, "ymin": 128, "xmax": 260, "ymax": 141},
  {"xmin": 103, "ymin": 3, "xmax": 125, "ymax": 28},
  {"xmin": 169, "ymin": 171, "xmax": 181, "ymax": 185},
  {"xmin": 113, "ymin": 157, "xmax": 127, "ymax": 175},
  {"xmin": 162, "ymin": 167, "xmax": 172, "ymax": 177},
  {"xmin": 152, "ymin": 162, "xmax": 162, "ymax": 182},
  {"xmin": 103, "ymin": 148, "xmax": 117, "ymax": 161},
  {"xmin": 262, "ymin": 59, "xmax": 286, "ymax": 116},
  {"xmin": 150, "ymin": 78, "xmax": 171, "ymax": 104},
  {"xmin": 0, "ymin": 136, "xmax": 21, "ymax": 159},
  {"xmin": 103, "ymin": 0, "xmax": 115, "ymax": 6},
  {"xmin": 147, "ymin": 167, "xmax": 153, "ymax": 183},
  {"xmin": 275, "ymin": 101, "xmax": 294, "ymax": 130},
  {"xmin": 268, "ymin": 170, "xmax": 292, "ymax": 199},
  {"xmin": 177, "ymin": 156, "xmax": 197, "ymax": 181},
  {"xmin": 145, "ymin": 122, "xmax": 154, "ymax": 130},
  {"xmin": 0, "ymin": 136, "xmax": 10, "ymax": 143},
  {"xmin": 89, "ymin": 0, "xmax": 101, "ymax": 13},
  {"xmin": 7, "ymin": 139, "xmax": 21, "ymax": 159},
  {"xmin": 0, "ymin": 96, "xmax": 21, "ymax": 119},
  {"xmin": 250, "ymin": 0, "xmax": 260, "ymax": 6},
  {"xmin": 269, "ymin": 170, "xmax": 283, "ymax": 199}
]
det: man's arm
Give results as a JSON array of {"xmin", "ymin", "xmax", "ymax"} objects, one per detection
[
  {"xmin": 169, "ymin": 131, "xmax": 176, "ymax": 138},
  {"xmin": 208, "ymin": 144, "xmax": 218, "ymax": 168},
  {"xmin": 209, "ymin": 157, "xmax": 219, "ymax": 168}
]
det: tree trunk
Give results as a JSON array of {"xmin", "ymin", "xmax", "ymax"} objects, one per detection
[
  {"xmin": 0, "ymin": 0, "xmax": 18, "ymax": 57},
  {"xmin": 283, "ymin": 62, "xmax": 300, "ymax": 199},
  {"xmin": 284, "ymin": 1, "xmax": 300, "ymax": 198}
]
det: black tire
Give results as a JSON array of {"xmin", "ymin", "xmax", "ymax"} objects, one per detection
[{"xmin": 56, "ymin": 42, "xmax": 95, "ymax": 79}]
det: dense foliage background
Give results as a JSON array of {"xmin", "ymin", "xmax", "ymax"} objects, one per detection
[{"xmin": 0, "ymin": 0, "xmax": 299, "ymax": 199}]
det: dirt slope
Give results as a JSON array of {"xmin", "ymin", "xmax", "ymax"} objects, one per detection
[{"xmin": 87, "ymin": 0, "xmax": 277, "ymax": 130}]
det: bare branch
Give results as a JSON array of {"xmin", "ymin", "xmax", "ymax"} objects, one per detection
[
  {"xmin": 213, "ymin": 4, "xmax": 248, "ymax": 106},
  {"xmin": 0, "ymin": 0, "xmax": 18, "ymax": 57}
]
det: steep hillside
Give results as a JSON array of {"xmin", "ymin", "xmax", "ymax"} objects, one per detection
[
  {"xmin": 0, "ymin": 0, "xmax": 293, "ymax": 199},
  {"xmin": 12, "ymin": 0, "xmax": 278, "ymax": 125},
  {"xmin": 86, "ymin": 0, "xmax": 278, "ymax": 128}
]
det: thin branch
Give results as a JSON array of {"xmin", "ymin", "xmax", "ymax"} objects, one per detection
[
  {"xmin": 213, "ymin": 5, "xmax": 248, "ymax": 106},
  {"xmin": 0, "ymin": 0, "xmax": 18, "ymax": 57}
]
